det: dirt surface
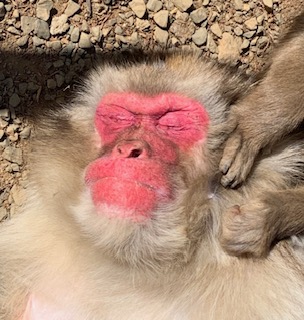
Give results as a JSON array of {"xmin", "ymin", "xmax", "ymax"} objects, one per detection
[{"xmin": 0, "ymin": 0, "xmax": 303, "ymax": 220}]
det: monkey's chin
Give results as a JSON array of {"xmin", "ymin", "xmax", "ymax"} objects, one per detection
[{"xmin": 90, "ymin": 177, "xmax": 170, "ymax": 222}]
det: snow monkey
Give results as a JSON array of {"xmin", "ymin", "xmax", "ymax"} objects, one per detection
[
  {"xmin": 1, "ymin": 49, "xmax": 304, "ymax": 320},
  {"xmin": 219, "ymin": 13, "xmax": 304, "ymax": 258}
]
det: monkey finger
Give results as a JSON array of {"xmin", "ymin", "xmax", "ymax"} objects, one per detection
[{"xmin": 219, "ymin": 132, "xmax": 242, "ymax": 174}]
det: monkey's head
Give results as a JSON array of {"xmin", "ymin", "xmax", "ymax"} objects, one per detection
[{"xmin": 33, "ymin": 52, "xmax": 249, "ymax": 269}]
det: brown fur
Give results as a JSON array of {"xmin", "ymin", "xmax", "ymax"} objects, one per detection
[
  {"xmin": 1, "ymin": 51, "xmax": 304, "ymax": 319},
  {"xmin": 219, "ymin": 13, "xmax": 304, "ymax": 258}
]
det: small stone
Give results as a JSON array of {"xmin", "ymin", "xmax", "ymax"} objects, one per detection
[
  {"xmin": 135, "ymin": 19, "xmax": 150, "ymax": 30},
  {"xmin": 70, "ymin": 26, "xmax": 80, "ymax": 42},
  {"xmin": 32, "ymin": 36, "xmax": 45, "ymax": 46},
  {"xmin": 19, "ymin": 127, "xmax": 31, "ymax": 139},
  {"xmin": 81, "ymin": 21, "xmax": 90, "ymax": 33},
  {"xmin": 50, "ymin": 14, "xmax": 69, "ymax": 36},
  {"xmin": 34, "ymin": 19, "xmax": 50, "ymax": 40},
  {"xmin": 147, "ymin": 0, "xmax": 162, "ymax": 12},
  {"xmin": 47, "ymin": 79, "xmax": 57, "ymax": 90},
  {"xmin": 234, "ymin": 0, "xmax": 243, "ymax": 10},
  {"xmin": 36, "ymin": 0, "xmax": 53, "ymax": 21},
  {"xmin": 243, "ymin": 30, "xmax": 256, "ymax": 38},
  {"xmin": 16, "ymin": 35, "xmax": 29, "ymax": 47},
  {"xmin": 21, "ymin": 16, "xmax": 37, "ymax": 34},
  {"xmin": 46, "ymin": 40, "xmax": 62, "ymax": 50},
  {"xmin": 241, "ymin": 38, "xmax": 250, "ymax": 49},
  {"xmin": 190, "ymin": 8, "xmax": 207, "ymax": 24},
  {"xmin": 129, "ymin": 0, "xmax": 147, "ymax": 19},
  {"xmin": 64, "ymin": 0, "xmax": 80, "ymax": 17},
  {"xmin": 115, "ymin": 26, "xmax": 123, "ymax": 35},
  {"xmin": 210, "ymin": 23, "xmax": 222, "ymax": 38},
  {"xmin": 129, "ymin": 32, "xmax": 139, "ymax": 45},
  {"xmin": 154, "ymin": 10, "xmax": 169, "ymax": 29},
  {"xmin": 10, "ymin": 164, "xmax": 20, "ymax": 172},
  {"xmin": 79, "ymin": 32, "xmax": 93, "ymax": 48},
  {"xmin": 7, "ymin": 26, "xmax": 21, "ymax": 35},
  {"xmin": 18, "ymin": 83, "xmax": 28, "ymax": 95},
  {"xmin": 12, "ymin": 9, "xmax": 19, "ymax": 18},
  {"xmin": 0, "ymin": 109, "xmax": 10, "ymax": 120},
  {"xmin": 263, "ymin": 0, "xmax": 273, "ymax": 10},
  {"xmin": 0, "ymin": 129, "xmax": 4, "ymax": 139},
  {"xmin": 202, "ymin": 0, "xmax": 210, "ymax": 4},
  {"xmin": 60, "ymin": 43, "xmax": 75, "ymax": 56},
  {"xmin": 53, "ymin": 60, "xmax": 64, "ymax": 68},
  {"xmin": 91, "ymin": 26, "xmax": 101, "ymax": 42},
  {"xmin": 192, "ymin": 27, "xmax": 207, "ymax": 46},
  {"xmin": 245, "ymin": 17, "xmax": 257, "ymax": 31},
  {"xmin": 0, "ymin": 3, "xmax": 6, "ymax": 18},
  {"xmin": 55, "ymin": 74, "xmax": 65, "ymax": 87},
  {"xmin": 3, "ymin": 146, "xmax": 23, "ymax": 165},
  {"xmin": 9, "ymin": 93, "xmax": 21, "ymax": 108},
  {"xmin": 5, "ymin": 4, "xmax": 12, "ymax": 12},
  {"xmin": 234, "ymin": 26, "xmax": 243, "ymax": 36},
  {"xmin": 218, "ymin": 32, "xmax": 240, "ymax": 64},
  {"xmin": 154, "ymin": 26, "xmax": 168, "ymax": 45},
  {"xmin": 172, "ymin": 0, "xmax": 193, "ymax": 11}
]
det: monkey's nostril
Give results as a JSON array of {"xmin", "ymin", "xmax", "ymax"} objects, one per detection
[{"xmin": 129, "ymin": 149, "xmax": 142, "ymax": 158}]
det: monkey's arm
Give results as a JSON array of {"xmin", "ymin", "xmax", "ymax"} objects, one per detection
[
  {"xmin": 220, "ymin": 42, "xmax": 304, "ymax": 188},
  {"xmin": 220, "ymin": 187, "xmax": 304, "ymax": 257}
]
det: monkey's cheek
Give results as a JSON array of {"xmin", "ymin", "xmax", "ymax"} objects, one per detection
[{"xmin": 89, "ymin": 178, "xmax": 166, "ymax": 222}]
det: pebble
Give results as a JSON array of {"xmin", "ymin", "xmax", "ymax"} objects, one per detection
[
  {"xmin": 79, "ymin": 32, "xmax": 93, "ymax": 48},
  {"xmin": 147, "ymin": 0, "xmax": 162, "ymax": 12},
  {"xmin": 16, "ymin": 35, "xmax": 29, "ymax": 47},
  {"xmin": 0, "ymin": 129, "xmax": 4, "ymax": 139},
  {"xmin": 210, "ymin": 23, "xmax": 222, "ymax": 38},
  {"xmin": 34, "ymin": 19, "xmax": 50, "ymax": 40},
  {"xmin": 47, "ymin": 78, "xmax": 57, "ymax": 89},
  {"xmin": 7, "ymin": 26, "xmax": 21, "ymax": 35},
  {"xmin": 192, "ymin": 27, "xmax": 207, "ymax": 46},
  {"xmin": 0, "ymin": 3, "xmax": 6, "ymax": 18},
  {"xmin": 9, "ymin": 93, "xmax": 21, "ymax": 108},
  {"xmin": 21, "ymin": 16, "xmax": 37, "ymax": 34},
  {"xmin": 218, "ymin": 32, "xmax": 240, "ymax": 64},
  {"xmin": 46, "ymin": 40, "xmax": 62, "ymax": 51},
  {"xmin": 70, "ymin": 26, "xmax": 80, "ymax": 42},
  {"xmin": 234, "ymin": 0, "xmax": 243, "ymax": 10},
  {"xmin": 172, "ymin": 0, "xmax": 193, "ymax": 12},
  {"xmin": 234, "ymin": 26, "xmax": 243, "ymax": 36},
  {"xmin": 12, "ymin": 9, "xmax": 19, "ymax": 18},
  {"xmin": 19, "ymin": 127, "xmax": 31, "ymax": 139},
  {"xmin": 263, "ymin": 0, "xmax": 273, "ymax": 10},
  {"xmin": 64, "ymin": 0, "xmax": 80, "ymax": 17},
  {"xmin": 91, "ymin": 26, "xmax": 102, "ymax": 42},
  {"xmin": 245, "ymin": 17, "xmax": 258, "ymax": 30},
  {"xmin": 36, "ymin": 0, "xmax": 53, "ymax": 21},
  {"xmin": 0, "ymin": 109, "xmax": 10, "ymax": 120},
  {"xmin": 190, "ymin": 8, "xmax": 208, "ymax": 24},
  {"xmin": 154, "ymin": 10, "xmax": 169, "ymax": 29},
  {"xmin": 81, "ymin": 21, "xmax": 90, "ymax": 33},
  {"xmin": 3, "ymin": 146, "xmax": 23, "ymax": 165},
  {"xmin": 50, "ymin": 14, "xmax": 69, "ymax": 35},
  {"xmin": 154, "ymin": 26, "xmax": 168, "ymax": 45},
  {"xmin": 129, "ymin": 0, "xmax": 147, "ymax": 19},
  {"xmin": 32, "ymin": 36, "xmax": 45, "ymax": 46}
]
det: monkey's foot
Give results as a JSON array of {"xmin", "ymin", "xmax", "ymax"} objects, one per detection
[{"xmin": 220, "ymin": 201, "xmax": 273, "ymax": 258}]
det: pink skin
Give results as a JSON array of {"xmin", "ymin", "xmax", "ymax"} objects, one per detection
[{"xmin": 85, "ymin": 92, "xmax": 209, "ymax": 221}]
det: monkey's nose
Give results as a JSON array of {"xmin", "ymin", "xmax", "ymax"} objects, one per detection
[{"xmin": 112, "ymin": 140, "xmax": 149, "ymax": 158}]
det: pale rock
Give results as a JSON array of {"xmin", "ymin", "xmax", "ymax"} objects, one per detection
[
  {"xmin": 50, "ymin": 14, "xmax": 69, "ymax": 35},
  {"xmin": 36, "ymin": 0, "xmax": 53, "ymax": 21},
  {"xmin": 20, "ymin": 127, "xmax": 31, "ymax": 139},
  {"xmin": 129, "ymin": 0, "xmax": 147, "ymax": 18},
  {"xmin": 154, "ymin": 26, "xmax": 168, "ymax": 45},
  {"xmin": 210, "ymin": 23, "xmax": 222, "ymax": 38},
  {"xmin": 218, "ymin": 32, "xmax": 240, "ymax": 64},
  {"xmin": 147, "ymin": 0, "xmax": 162, "ymax": 12},
  {"xmin": 70, "ymin": 26, "xmax": 80, "ymax": 42},
  {"xmin": 64, "ymin": 0, "xmax": 80, "ymax": 17},
  {"xmin": 21, "ymin": 16, "xmax": 37, "ymax": 34},
  {"xmin": 3, "ymin": 146, "xmax": 23, "ymax": 165},
  {"xmin": 234, "ymin": 0, "xmax": 243, "ymax": 10},
  {"xmin": 7, "ymin": 26, "xmax": 21, "ymax": 35},
  {"xmin": 34, "ymin": 19, "xmax": 50, "ymax": 39},
  {"xmin": 154, "ymin": 10, "xmax": 169, "ymax": 29},
  {"xmin": 245, "ymin": 17, "xmax": 257, "ymax": 30},
  {"xmin": 190, "ymin": 8, "xmax": 207, "ymax": 24},
  {"xmin": 79, "ymin": 32, "xmax": 93, "ymax": 48},
  {"xmin": 91, "ymin": 26, "xmax": 101, "ymax": 42},
  {"xmin": 263, "ymin": 0, "xmax": 273, "ymax": 10},
  {"xmin": 192, "ymin": 27, "xmax": 207, "ymax": 46},
  {"xmin": 172, "ymin": 0, "xmax": 193, "ymax": 11},
  {"xmin": 32, "ymin": 36, "xmax": 45, "ymax": 46}
]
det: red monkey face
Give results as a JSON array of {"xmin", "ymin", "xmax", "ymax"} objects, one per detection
[{"xmin": 84, "ymin": 92, "xmax": 209, "ymax": 222}]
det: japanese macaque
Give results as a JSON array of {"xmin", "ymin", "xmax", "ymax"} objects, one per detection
[
  {"xmin": 1, "ymin": 49, "xmax": 304, "ymax": 320},
  {"xmin": 219, "ymin": 13, "xmax": 304, "ymax": 258}
]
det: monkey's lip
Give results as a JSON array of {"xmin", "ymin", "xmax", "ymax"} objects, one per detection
[{"xmin": 85, "ymin": 159, "xmax": 172, "ymax": 219}]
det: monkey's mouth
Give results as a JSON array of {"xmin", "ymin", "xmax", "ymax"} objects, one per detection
[{"xmin": 85, "ymin": 159, "xmax": 172, "ymax": 221}]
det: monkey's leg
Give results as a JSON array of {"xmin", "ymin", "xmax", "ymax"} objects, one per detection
[{"xmin": 220, "ymin": 187, "xmax": 304, "ymax": 258}]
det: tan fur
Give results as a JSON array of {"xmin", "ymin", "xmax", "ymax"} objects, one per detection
[
  {"xmin": 219, "ymin": 13, "xmax": 304, "ymax": 258},
  {"xmin": 1, "ymin": 51, "xmax": 304, "ymax": 320}
]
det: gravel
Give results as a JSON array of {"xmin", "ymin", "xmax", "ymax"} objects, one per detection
[{"xmin": 0, "ymin": 0, "xmax": 302, "ymax": 220}]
